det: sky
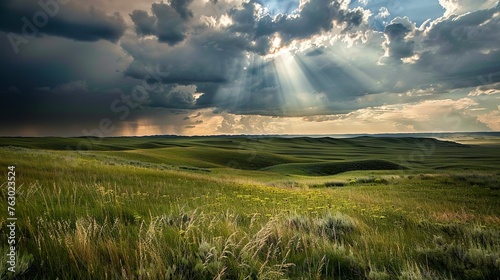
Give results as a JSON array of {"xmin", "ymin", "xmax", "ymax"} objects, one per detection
[{"xmin": 0, "ymin": 0, "xmax": 499, "ymax": 136}]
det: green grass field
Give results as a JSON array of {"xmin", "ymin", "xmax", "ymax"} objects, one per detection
[{"xmin": 0, "ymin": 136, "xmax": 499, "ymax": 279}]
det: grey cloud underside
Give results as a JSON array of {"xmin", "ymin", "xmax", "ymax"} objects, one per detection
[
  {"xmin": 423, "ymin": 8, "xmax": 500, "ymax": 54},
  {"xmin": 231, "ymin": 0, "xmax": 365, "ymax": 42},
  {"xmin": 258, "ymin": 0, "xmax": 364, "ymax": 39},
  {"xmin": 0, "ymin": 89, "xmax": 187, "ymax": 137},
  {"xmin": 124, "ymin": 0, "xmax": 372, "ymax": 114},
  {"xmin": 169, "ymin": 0, "xmax": 195, "ymax": 20},
  {"xmin": 130, "ymin": 2, "xmax": 191, "ymax": 45},
  {"xmin": 352, "ymin": 0, "xmax": 445, "ymax": 30},
  {"xmin": 382, "ymin": 23, "xmax": 414, "ymax": 63},
  {"xmin": 0, "ymin": 29, "xmax": 129, "ymax": 91},
  {"xmin": 0, "ymin": 0, "xmax": 126, "ymax": 43},
  {"xmin": 2, "ymin": 0, "xmax": 498, "ymax": 124},
  {"xmin": 142, "ymin": 54, "xmax": 385, "ymax": 116},
  {"xmin": 122, "ymin": 2, "xmax": 500, "ymax": 116},
  {"xmin": 130, "ymin": 0, "xmax": 366, "ymax": 49},
  {"xmin": 122, "ymin": 28, "xmax": 249, "ymax": 85},
  {"xmin": 0, "ymin": 89, "xmax": 126, "ymax": 128},
  {"xmin": 415, "ymin": 6, "xmax": 500, "ymax": 88},
  {"xmin": 146, "ymin": 85, "xmax": 197, "ymax": 109}
]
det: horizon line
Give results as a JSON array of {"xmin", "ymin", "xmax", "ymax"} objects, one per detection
[{"xmin": 1, "ymin": 131, "xmax": 499, "ymax": 138}]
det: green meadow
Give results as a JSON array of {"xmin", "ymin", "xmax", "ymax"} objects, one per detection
[{"xmin": 0, "ymin": 136, "xmax": 499, "ymax": 279}]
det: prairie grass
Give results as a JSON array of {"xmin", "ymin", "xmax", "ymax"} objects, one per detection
[{"xmin": 0, "ymin": 137, "xmax": 499, "ymax": 279}]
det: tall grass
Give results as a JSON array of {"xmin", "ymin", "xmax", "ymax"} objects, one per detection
[
  {"xmin": 0, "ymin": 145, "xmax": 499, "ymax": 279},
  {"xmin": 13, "ymin": 209, "xmax": 365, "ymax": 279}
]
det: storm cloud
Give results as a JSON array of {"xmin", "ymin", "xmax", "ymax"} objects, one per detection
[
  {"xmin": 382, "ymin": 22, "xmax": 415, "ymax": 63},
  {"xmin": 0, "ymin": 0, "xmax": 126, "ymax": 45},
  {"xmin": 130, "ymin": 1, "xmax": 194, "ymax": 45},
  {"xmin": 229, "ymin": 0, "xmax": 368, "ymax": 43},
  {"xmin": 1, "ymin": 0, "xmax": 499, "ymax": 135}
]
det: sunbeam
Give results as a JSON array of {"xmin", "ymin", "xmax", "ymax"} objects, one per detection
[
  {"xmin": 272, "ymin": 50, "xmax": 326, "ymax": 115},
  {"xmin": 1, "ymin": 0, "xmax": 499, "ymax": 136}
]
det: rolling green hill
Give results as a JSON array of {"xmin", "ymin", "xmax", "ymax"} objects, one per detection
[
  {"xmin": 262, "ymin": 160, "xmax": 406, "ymax": 176},
  {"xmin": 1, "ymin": 136, "xmax": 498, "ymax": 173},
  {"xmin": 0, "ymin": 136, "xmax": 499, "ymax": 279}
]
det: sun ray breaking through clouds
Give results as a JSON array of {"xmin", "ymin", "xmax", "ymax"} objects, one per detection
[
  {"xmin": 273, "ymin": 50, "xmax": 323, "ymax": 115},
  {"xmin": 0, "ymin": 0, "xmax": 499, "ymax": 136}
]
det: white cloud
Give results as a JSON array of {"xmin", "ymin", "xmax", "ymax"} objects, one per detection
[
  {"xmin": 477, "ymin": 107, "xmax": 500, "ymax": 130},
  {"xmin": 300, "ymin": 98, "xmax": 489, "ymax": 132},
  {"xmin": 439, "ymin": 0, "xmax": 498, "ymax": 16},
  {"xmin": 217, "ymin": 113, "xmax": 287, "ymax": 134},
  {"xmin": 376, "ymin": 7, "xmax": 390, "ymax": 19}
]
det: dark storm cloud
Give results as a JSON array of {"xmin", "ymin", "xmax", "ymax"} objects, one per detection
[
  {"xmin": 3, "ymin": 0, "xmax": 499, "ymax": 134},
  {"xmin": 382, "ymin": 22, "xmax": 415, "ymax": 63},
  {"xmin": 130, "ymin": 1, "xmax": 194, "ymax": 45},
  {"xmin": 0, "ymin": 87, "xmax": 127, "ymax": 136},
  {"xmin": 122, "ymin": 24, "xmax": 249, "ymax": 85},
  {"xmin": 194, "ymin": 83, "xmax": 223, "ymax": 105},
  {"xmin": 121, "ymin": 20, "xmax": 254, "ymax": 111},
  {"xmin": 129, "ymin": 10, "xmax": 156, "ymax": 35},
  {"xmin": 121, "ymin": 0, "xmax": 372, "ymax": 113},
  {"xmin": 228, "ymin": 2, "xmax": 256, "ymax": 33},
  {"xmin": 0, "ymin": 30, "xmax": 130, "ymax": 91},
  {"xmin": 170, "ymin": 0, "xmax": 195, "ymax": 20},
  {"xmin": 71, "ymin": 1, "xmax": 500, "ymax": 118},
  {"xmin": 147, "ymin": 85, "xmax": 197, "ymax": 109},
  {"xmin": 0, "ymin": 0, "xmax": 126, "ymax": 43}
]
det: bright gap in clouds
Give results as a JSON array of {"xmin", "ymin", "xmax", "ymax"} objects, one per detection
[
  {"xmin": 255, "ymin": 0, "xmax": 300, "ymax": 15},
  {"xmin": 268, "ymin": 35, "xmax": 288, "ymax": 56},
  {"xmin": 273, "ymin": 50, "xmax": 320, "ymax": 115},
  {"xmin": 272, "ymin": 36, "xmax": 282, "ymax": 50},
  {"xmin": 349, "ymin": 0, "xmax": 445, "ymax": 29}
]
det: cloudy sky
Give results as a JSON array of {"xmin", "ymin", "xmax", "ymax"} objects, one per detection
[{"xmin": 0, "ymin": 0, "xmax": 499, "ymax": 136}]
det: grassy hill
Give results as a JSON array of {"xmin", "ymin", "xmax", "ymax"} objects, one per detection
[
  {"xmin": 0, "ymin": 136, "xmax": 499, "ymax": 279},
  {"xmin": 263, "ymin": 160, "xmax": 406, "ymax": 176},
  {"xmin": 1, "ymin": 135, "xmax": 497, "ymax": 172}
]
